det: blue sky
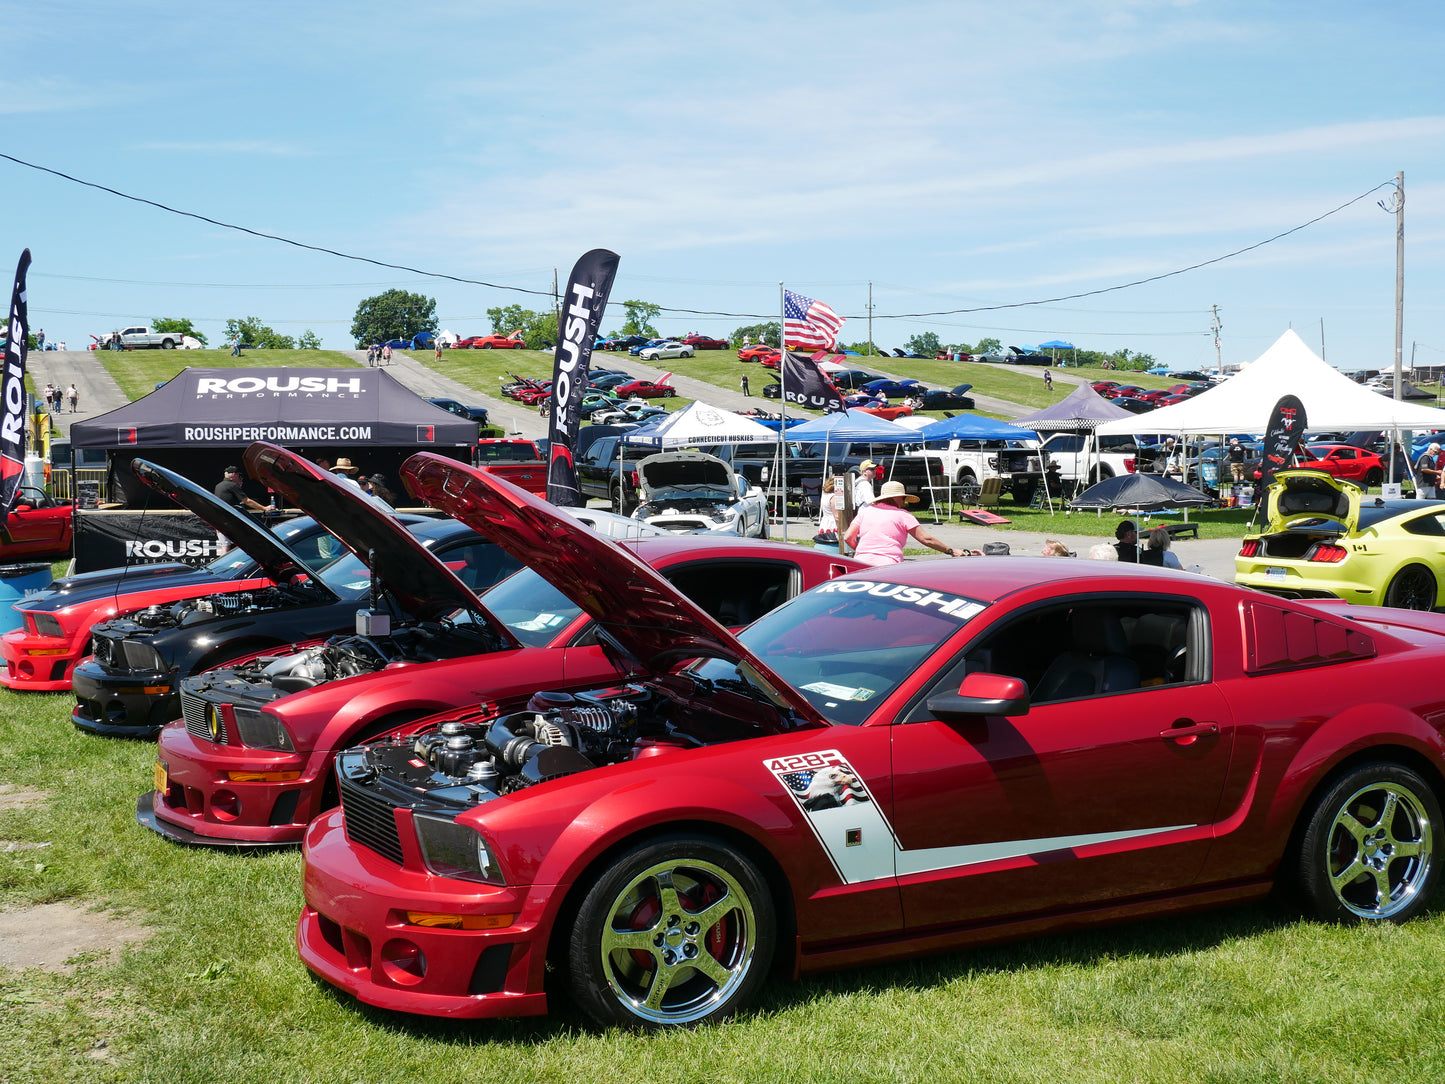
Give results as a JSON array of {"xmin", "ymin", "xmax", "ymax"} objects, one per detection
[{"xmin": 4, "ymin": 0, "xmax": 1443, "ymax": 371}]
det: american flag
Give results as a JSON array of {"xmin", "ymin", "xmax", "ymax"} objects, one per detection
[{"xmin": 784, "ymin": 289, "xmax": 844, "ymax": 351}]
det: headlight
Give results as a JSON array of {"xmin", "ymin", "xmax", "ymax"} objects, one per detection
[
  {"xmin": 29, "ymin": 612, "xmax": 62, "ymax": 638},
  {"xmin": 414, "ymin": 815, "xmax": 505, "ymax": 884},
  {"xmin": 118, "ymin": 640, "xmax": 165, "ymax": 673},
  {"xmin": 231, "ymin": 706, "xmax": 295, "ymax": 752}
]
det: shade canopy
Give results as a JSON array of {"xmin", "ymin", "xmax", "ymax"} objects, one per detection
[
  {"xmin": 620, "ymin": 400, "xmax": 777, "ymax": 447},
  {"xmin": 1038, "ymin": 339, "xmax": 1075, "ymax": 349},
  {"xmin": 1096, "ymin": 330, "xmax": 1445, "ymax": 435},
  {"xmin": 1068, "ymin": 472, "xmax": 1212, "ymax": 512},
  {"xmin": 915, "ymin": 413, "xmax": 1037, "ymax": 442},
  {"xmin": 782, "ymin": 408, "xmax": 919, "ymax": 443},
  {"xmin": 71, "ymin": 366, "xmax": 478, "ymax": 448},
  {"xmin": 1012, "ymin": 382, "xmax": 1138, "ymax": 432}
]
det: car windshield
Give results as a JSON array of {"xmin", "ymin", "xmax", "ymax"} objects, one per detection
[
  {"xmin": 477, "ymin": 568, "xmax": 585, "ymax": 647},
  {"xmin": 690, "ymin": 582, "xmax": 986, "ymax": 725}
]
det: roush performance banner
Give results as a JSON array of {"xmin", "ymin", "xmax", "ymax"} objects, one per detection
[
  {"xmin": 782, "ymin": 351, "xmax": 845, "ymax": 413},
  {"xmin": 547, "ymin": 248, "xmax": 619, "ymax": 506},
  {"xmin": 72, "ymin": 510, "xmax": 227, "ymax": 573},
  {"xmin": 1, "ymin": 248, "xmax": 32, "ymax": 530},
  {"xmin": 1258, "ymin": 394, "xmax": 1307, "ymax": 487}
]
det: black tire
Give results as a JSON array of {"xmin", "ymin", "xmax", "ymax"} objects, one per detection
[
  {"xmin": 160, "ymin": 339, "xmax": 174, "ymax": 349},
  {"xmin": 567, "ymin": 835, "xmax": 775, "ymax": 1028},
  {"xmin": 481, "ymin": 342, "xmax": 494, "ymax": 349},
  {"xmin": 514, "ymin": 342, "xmax": 524, "ymax": 349},
  {"xmin": 1385, "ymin": 565, "xmax": 1437, "ymax": 611},
  {"xmin": 663, "ymin": 389, "xmax": 675, "ymax": 398},
  {"xmin": 1365, "ymin": 468, "xmax": 1384, "ymax": 487},
  {"xmin": 1089, "ymin": 467, "xmax": 1114, "ymax": 486},
  {"xmin": 1294, "ymin": 761, "xmax": 1441, "ymax": 923},
  {"xmin": 957, "ymin": 470, "xmax": 978, "ymax": 488}
]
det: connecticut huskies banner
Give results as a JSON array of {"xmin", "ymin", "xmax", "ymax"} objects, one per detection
[
  {"xmin": 1259, "ymin": 394, "xmax": 1307, "ymax": 487},
  {"xmin": 1, "ymin": 249, "xmax": 32, "ymax": 530},
  {"xmin": 547, "ymin": 249, "xmax": 619, "ymax": 506}
]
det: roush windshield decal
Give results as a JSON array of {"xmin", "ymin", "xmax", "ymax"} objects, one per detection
[{"xmin": 812, "ymin": 579, "xmax": 985, "ymax": 619}]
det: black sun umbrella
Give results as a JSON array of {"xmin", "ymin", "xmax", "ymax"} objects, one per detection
[{"xmin": 1068, "ymin": 472, "xmax": 1212, "ymax": 512}]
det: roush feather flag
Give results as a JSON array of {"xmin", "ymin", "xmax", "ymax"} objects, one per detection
[
  {"xmin": 783, "ymin": 289, "xmax": 844, "ymax": 351},
  {"xmin": 781, "ymin": 351, "xmax": 845, "ymax": 413},
  {"xmin": 1, "ymin": 249, "xmax": 32, "ymax": 530},
  {"xmin": 546, "ymin": 248, "xmax": 620, "ymax": 507}
]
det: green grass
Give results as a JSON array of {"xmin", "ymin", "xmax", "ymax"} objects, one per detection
[
  {"xmin": 98, "ymin": 349, "xmax": 363, "ymax": 403},
  {"xmin": 4, "ymin": 683, "xmax": 1445, "ymax": 1082},
  {"xmin": 937, "ymin": 501, "xmax": 1263, "ymax": 540}
]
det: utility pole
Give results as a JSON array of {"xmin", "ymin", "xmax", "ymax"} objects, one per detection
[
  {"xmin": 1392, "ymin": 172, "xmax": 1405, "ymax": 399},
  {"xmin": 552, "ymin": 268, "xmax": 560, "ymax": 329},
  {"xmin": 867, "ymin": 281, "xmax": 874, "ymax": 357},
  {"xmin": 1211, "ymin": 305, "xmax": 1222, "ymax": 370},
  {"xmin": 1319, "ymin": 317, "xmax": 1326, "ymax": 362}
]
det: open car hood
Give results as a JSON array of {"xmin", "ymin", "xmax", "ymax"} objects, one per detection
[
  {"xmin": 1264, "ymin": 469, "xmax": 1359, "ymax": 534},
  {"xmin": 243, "ymin": 443, "xmax": 509, "ymax": 631},
  {"xmin": 401, "ymin": 453, "xmax": 829, "ymax": 729},
  {"xmin": 132, "ymin": 460, "xmax": 340, "ymax": 602},
  {"xmin": 637, "ymin": 452, "xmax": 741, "ymax": 502}
]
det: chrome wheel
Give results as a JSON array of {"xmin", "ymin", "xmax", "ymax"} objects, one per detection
[
  {"xmin": 1298, "ymin": 763, "xmax": 1440, "ymax": 923},
  {"xmin": 1385, "ymin": 565, "xmax": 1436, "ymax": 611},
  {"xmin": 569, "ymin": 838, "xmax": 774, "ymax": 1028}
]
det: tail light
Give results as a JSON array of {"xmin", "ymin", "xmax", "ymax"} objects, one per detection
[
  {"xmin": 1308, "ymin": 544, "xmax": 1348, "ymax": 563},
  {"xmin": 627, "ymin": 470, "xmax": 639, "ymax": 488},
  {"xmin": 1125, "ymin": 457, "xmax": 1137, "ymax": 473},
  {"xmin": 1238, "ymin": 539, "xmax": 1261, "ymax": 557}
]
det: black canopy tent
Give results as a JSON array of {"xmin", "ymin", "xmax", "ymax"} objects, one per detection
[{"xmin": 68, "ymin": 367, "xmax": 478, "ymax": 570}]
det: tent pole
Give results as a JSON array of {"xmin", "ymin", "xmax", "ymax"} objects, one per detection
[{"xmin": 777, "ymin": 282, "xmax": 788, "ymax": 541}]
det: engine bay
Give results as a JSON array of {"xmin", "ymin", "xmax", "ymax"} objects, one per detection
[{"xmin": 110, "ymin": 583, "xmax": 319, "ymax": 635}]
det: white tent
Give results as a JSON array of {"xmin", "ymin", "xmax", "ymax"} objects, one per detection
[
  {"xmin": 620, "ymin": 400, "xmax": 777, "ymax": 447},
  {"xmin": 1096, "ymin": 330, "xmax": 1445, "ymax": 435}
]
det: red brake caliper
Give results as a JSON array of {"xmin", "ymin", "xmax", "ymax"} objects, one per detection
[{"xmin": 626, "ymin": 882, "xmax": 727, "ymax": 968}]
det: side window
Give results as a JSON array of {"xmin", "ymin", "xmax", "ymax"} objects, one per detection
[
  {"xmin": 437, "ymin": 542, "xmax": 523, "ymax": 593},
  {"xmin": 902, "ymin": 598, "xmax": 1203, "ymax": 721},
  {"xmin": 662, "ymin": 561, "xmax": 798, "ymax": 628},
  {"xmin": 284, "ymin": 530, "xmax": 343, "ymax": 570}
]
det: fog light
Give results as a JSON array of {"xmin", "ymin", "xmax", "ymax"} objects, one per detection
[
  {"xmin": 380, "ymin": 939, "xmax": 427, "ymax": 985},
  {"xmin": 210, "ymin": 789, "xmax": 240, "ymax": 821}
]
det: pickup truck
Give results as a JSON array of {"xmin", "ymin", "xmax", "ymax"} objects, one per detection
[
  {"xmin": 100, "ymin": 326, "xmax": 187, "ymax": 350},
  {"xmin": 1035, "ymin": 432, "xmax": 1142, "ymax": 486},
  {"xmin": 576, "ymin": 434, "xmax": 645, "ymax": 511},
  {"xmin": 474, "ymin": 439, "xmax": 547, "ymax": 497}
]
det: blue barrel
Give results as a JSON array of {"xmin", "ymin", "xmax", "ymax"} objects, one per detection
[{"xmin": 0, "ymin": 564, "xmax": 54, "ymax": 634}]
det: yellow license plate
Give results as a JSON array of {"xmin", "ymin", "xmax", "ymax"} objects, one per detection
[{"xmin": 154, "ymin": 761, "xmax": 168, "ymax": 793}]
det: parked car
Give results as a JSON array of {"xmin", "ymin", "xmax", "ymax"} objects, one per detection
[
  {"xmin": 737, "ymin": 345, "xmax": 778, "ymax": 362},
  {"xmin": 916, "ymin": 387, "xmax": 976, "ymax": 411},
  {"xmin": 0, "ymin": 486, "xmax": 73, "ymax": 561},
  {"xmin": 1, "ymin": 512, "xmax": 424, "ymax": 693},
  {"xmin": 460, "ymin": 334, "xmax": 526, "ymax": 350},
  {"xmin": 632, "ymin": 452, "xmax": 769, "ymax": 538},
  {"xmin": 1292, "ymin": 444, "xmax": 1386, "ymax": 487},
  {"xmin": 614, "ymin": 379, "xmax": 677, "ymax": 399},
  {"xmin": 142, "ymin": 523, "xmax": 856, "ymax": 849},
  {"xmin": 862, "ymin": 379, "xmax": 927, "ymax": 399},
  {"xmin": 587, "ymin": 373, "xmax": 635, "ymax": 392},
  {"xmin": 599, "ymin": 335, "xmax": 649, "ymax": 352},
  {"xmin": 681, "ymin": 335, "xmax": 729, "ymax": 350},
  {"xmin": 1236, "ymin": 469, "xmax": 1445, "ymax": 609},
  {"xmin": 637, "ymin": 341, "xmax": 695, "ymax": 362},
  {"xmin": 629, "ymin": 339, "xmax": 669, "ymax": 357},
  {"xmin": 70, "ymin": 453, "xmax": 520, "ymax": 737},
  {"xmin": 426, "ymin": 398, "xmax": 489, "ymax": 424},
  {"xmin": 299, "ymin": 457, "xmax": 1445, "ymax": 1029},
  {"xmin": 829, "ymin": 369, "xmax": 886, "ymax": 390}
]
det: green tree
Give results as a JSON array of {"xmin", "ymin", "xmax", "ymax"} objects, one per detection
[
  {"xmin": 973, "ymin": 337, "xmax": 1002, "ymax": 355},
  {"xmin": 521, "ymin": 310, "xmax": 558, "ymax": 348},
  {"xmin": 297, "ymin": 330, "xmax": 322, "ymax": 350},
  {"xmin": 731, "ymin": 322, "xmax": 780, "ymax": 347},
  {"xmin": 152, "ymin": 316, "xmax": 207, "ymax": 347},
  {"xmin": 905, "ymin": 331, "xmax": 942, "ymax": 356},
  {"xmin": 486, "ymin": 305, "xmax": 532, "ymax": 336},
  {"xmin": 225, "ymin": 316, "xmax": 294, "ymax": 350},
  {"xmin": 620, "ymin": 300, "xmax": 661, "ymax": 337},
  {"xmin": 350, "ymin": 289, "xmax": 436, "ymax": 347}
]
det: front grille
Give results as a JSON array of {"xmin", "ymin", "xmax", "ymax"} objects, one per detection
[
  {"xmin": 92, "ymin": 635, "xmax": 115, "ymax": 666},
  {"xmin": 338, "ymin": 775, "xmax": 404, "ymax": 865},
  {"xmin": 181, "ymin": 691, "xmax": 226, "ymax": 744}
]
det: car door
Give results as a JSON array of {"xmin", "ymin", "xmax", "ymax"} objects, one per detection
[{"xmin": 886, "ymin": 594, "xmax": 1236, "ymax": 931}]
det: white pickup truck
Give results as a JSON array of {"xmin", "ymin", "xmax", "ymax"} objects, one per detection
[
  {"xmin": 1035, "ymin": 432, "xmax": 1143, "ymax": 485},
  {"xmin": 99, "ymin": 326, "xmax": 186, "ymax": 350}
]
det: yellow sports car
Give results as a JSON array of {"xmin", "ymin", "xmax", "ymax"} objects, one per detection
[{"xmin": 1235, "ymin": 470, "xmax": 1445, "ymax": 610}]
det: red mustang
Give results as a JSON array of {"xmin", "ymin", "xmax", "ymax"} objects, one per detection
[
  {"xmin": 458, "ymin": 335, "xmax": 526, "ymax": 350},
  {"xmin": 298, "ymin": 455, "xmax": 1445, "ymax": 1029},
  {"xmin": 737, "ymin": 345, "xmax": 778, "ymax": 362},
  {"xmin": 613, "ymin": 379, "xmax": 676, "ymax": 399},
  {"xmin": 682, "ymin": 335, "xmax": 730, "ymax": 350},
  {"xmin": 0, "ymin": 486, "xmax": 72, "ymax": 561},
  {"xmin": 1292, "ymin": 444, "xmax": 1386, "ymax": 487}
]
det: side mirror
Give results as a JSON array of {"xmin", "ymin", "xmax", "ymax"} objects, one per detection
[{"xmin": 926, "ymin": 672, "xmax": 1030, "ymax": 721}]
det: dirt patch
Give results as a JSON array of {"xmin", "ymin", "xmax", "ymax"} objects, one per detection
[
  {"xmin": 0, "ymin": 783, "xmax": 48, "ymax": 811},
  {"xmin": 0, "ymin": 902, "xmax": 151, "ymax": 973}
]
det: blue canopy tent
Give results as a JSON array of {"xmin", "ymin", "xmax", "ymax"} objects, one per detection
[
  {"xmin": 785, "ymin": 409, "xmax": 938, "ymax": 522},
  {"xmin": 1038, "ymin": 339, "xmax": 1077, "ymax": 366},
  {"xmin": 915, "ymin": 414, "xmax": 1037, "ymax": 442}
]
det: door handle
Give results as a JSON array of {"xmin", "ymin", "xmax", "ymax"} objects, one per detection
[{"xmin": 1160, "ymin": 720, "xmax": 1218, "ymax": 741}]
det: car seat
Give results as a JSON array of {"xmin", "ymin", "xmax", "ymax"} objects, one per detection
[{"xmin": 1033, "ymin": 608, "xmax": 1141, "ymax": 702}]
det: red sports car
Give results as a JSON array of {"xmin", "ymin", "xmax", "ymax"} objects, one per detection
[
  {"xmin": 857, "ymin": 404, "xmax": 914, "ymax": 421},
  {"xmin": 613, "ymin": 379, "xmax": 676, "ymax": 399},
  {"xmin": 1293, "ymin": 444, "xmax": 1386, "ymax": 487},
  {"xmin": 298, "ymin": 454, "xmax": 1445, "ymax": 1029},
  {"xmin": 737, "ymin": 345, "xmax": 778, "ymax": 362},
  {"xmin": 459, "ymin": 335, "xmax": 526, "ymax": 350},
  {"xmin": 682, "ymin": 336, "xmax": 730, "ymax": 351},
  {"xmin": 0, "ymin": 486, "xmax": 72, "ymax": 561},
  {"xmin": 142, "ymin": 528, "xmax": 857, "ymax": 849}
]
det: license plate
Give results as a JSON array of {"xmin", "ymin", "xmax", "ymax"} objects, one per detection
[
  {"xmin": 154, "ymin": 761, "xmax": 168, "ymax": 793},
  {"xmin": 1265, "ymin": 567, "xmax": 1286, "ymax": 579}
]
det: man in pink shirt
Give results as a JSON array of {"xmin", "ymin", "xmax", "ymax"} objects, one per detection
[{"xmin": 843, "ymin": 481, "xmax": 969, "ymax": 565}]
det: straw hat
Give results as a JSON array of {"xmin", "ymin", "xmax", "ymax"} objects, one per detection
[
  {"xmin": 877, "ymin": 480, "xmax": 919, "ymax": 505},
  {"xmin": 331, "ymin": 458, "xmax": 360, "ymax": 475}
]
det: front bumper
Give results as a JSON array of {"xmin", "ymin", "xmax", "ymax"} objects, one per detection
[
  {"xmin": 1, "ymin": 628, "xmax": 81, "ymax": 691},
  {"xmin": 143, "ymin": 723, "xmax": 316, "ymax": 847},
  {"xmin": 297, "ymin": 808, "xmax": 551, "ymax": 1019},
  {"xmin": 71, "ymin": 658, "xmax": 177, "ymax": 736}
]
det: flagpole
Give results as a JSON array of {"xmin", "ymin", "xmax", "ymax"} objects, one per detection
[{"xmin": 778, "ymin": 282, "xmax": 788, "ymax": 541}]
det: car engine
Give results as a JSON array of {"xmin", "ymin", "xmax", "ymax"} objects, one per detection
[{"xmin": 113, "ymin": 584, "xmax": 314, "ymax": 634}]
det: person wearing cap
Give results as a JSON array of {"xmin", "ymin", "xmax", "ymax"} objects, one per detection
[
  {"xmin": 1114, "ymin": 520, "xmax": 1138, "ymax": 562},
  {"xmin": 853, "ymin": 460, "xmax": 878, "ymax": 510},
  {"xmin": 213, "ymin": 466, "xmax": 271, "ymax": 513},
  {"xmin": 1415, "ymin": 443, "xmax": 1442, "ymax": 500},
  {"xmin": 843, "ymin": 480, "xmax": 970, "ymax": 566},
  {"xmin": 330, "ymin": 457, "xmax": 364, "ymax": 490}
]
